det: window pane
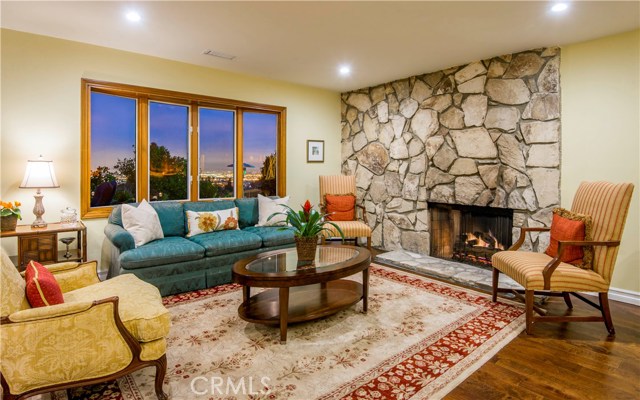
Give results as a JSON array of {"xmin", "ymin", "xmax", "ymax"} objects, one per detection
[
  {"xmin": 149, "ymin": 102, "xmax": 189, "ymax": 201},
  {"xmin": 198, "ymin": 108, "xmax": 235, "ymax": 199},
  {"xmin": 90, "ymin": 92, "xmax": 137, "ymax": 206},
  {"xmin": 243, "ymin": 112, "xmax": 277, "ymax": 197}
]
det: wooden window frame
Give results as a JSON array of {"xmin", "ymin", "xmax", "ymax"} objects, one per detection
[{"xmin": 81, "ymin": 79, "xmax": 286, "ymax": 219}]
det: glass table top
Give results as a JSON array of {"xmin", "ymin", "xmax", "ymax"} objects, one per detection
[{"xmin": 246, "ymin": 246, "xmax": 361, "ymax": 274}]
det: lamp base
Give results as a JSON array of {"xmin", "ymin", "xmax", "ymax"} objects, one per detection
[
  {"xmin": 31, "ymin": 218, "xmax": 48, "ymax": 229},
  {"xmin": 31, "ymin": 192, "xmax": 48, "ymax": 228}
]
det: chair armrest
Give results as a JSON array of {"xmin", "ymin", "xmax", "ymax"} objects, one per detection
[
  {"xmin": 104, "ymin": 223, "xmax": 135, "ymax": 253},
  {"xmin": 48, "ymin": 260, "xmax": 100, "ymax": 292},
  {"xmin": 541, "ymin": 240, "xmax": 621, "ymax": 289},
  {"xmin": 509, "ymin": 227, "xmax": 550, "ymax": 251},
  {"xmin": 20, "ymin": 261, "xmax": 100, "ymax": 293},
  {"xmin": 5, "ymin": 300, "xmax": 95, "ymax": 323},
  {"xmin": 356, "ymin": 204, "xmax": 368, "ymax": 224},
  {"xmin": 1, "ymin": 298, "xmax": 140, "ymax": 394}
]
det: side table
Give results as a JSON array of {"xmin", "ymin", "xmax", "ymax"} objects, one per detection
[{"xmin": 0, "ymin": 221, "xmax": 87, "ymax": 271}]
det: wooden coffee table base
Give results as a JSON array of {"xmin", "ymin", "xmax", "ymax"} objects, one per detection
[{"xmin": 238, "ymin": 278, "xmax": 368, "ymax": 343}]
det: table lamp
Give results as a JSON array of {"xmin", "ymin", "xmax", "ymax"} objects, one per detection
[{"xmin": 19, "ymin": 155, "xmax": 59, "ymax": 228}]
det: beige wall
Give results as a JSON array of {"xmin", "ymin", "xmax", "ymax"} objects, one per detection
[
  {"xmin": 3, "ymin": 28, "xmax": 639, "ymax": 296},
  {"xmin": 561, "ymin": 29, "xmax": 640, "ymax": 294},
  {"xmin": 0, "ymin": 29, "xmax": 341, "ymax": 268}
]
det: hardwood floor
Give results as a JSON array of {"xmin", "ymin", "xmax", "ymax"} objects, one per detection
[
  {"xmin": 447, "ymin": 295, "xmax": 640, "ymax": 400},
  {"xmin": 364, "ymin": 245, "xmax": 640, "ymax": 399}
]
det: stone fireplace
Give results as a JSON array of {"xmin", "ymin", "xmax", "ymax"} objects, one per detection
[
  {"xmin": 340, "ymin": 47, "xmax": 560, "ymax": 257},
  {"xmin": 429, "ymin": 202, "xmax": 513, "ymax": 267}
]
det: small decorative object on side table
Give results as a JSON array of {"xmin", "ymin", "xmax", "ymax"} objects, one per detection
[
  {"xmin": 268, "ymin": 200, "xmax": 344, "ymax": 266},
  {"xmin": 59, "ymin": 237, "xmax": 76, "ymax": 259},
  {"xmin": 0, "ymin": 200, "xmax": 22, "ymax": 232}
]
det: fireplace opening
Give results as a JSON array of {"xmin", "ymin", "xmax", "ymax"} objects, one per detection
[{"xmin": 429, "ymin": 202, "xmax": 513, "ymax": 268}]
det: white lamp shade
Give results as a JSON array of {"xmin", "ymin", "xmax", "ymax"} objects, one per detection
[{"xmin": 19, "ymin": 158, "xmax": 60, "ymax": 189}]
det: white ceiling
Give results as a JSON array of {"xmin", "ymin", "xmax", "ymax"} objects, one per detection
[{"xmin": 2, "ymin": 1, "xmax": 638, "ymax": 92}]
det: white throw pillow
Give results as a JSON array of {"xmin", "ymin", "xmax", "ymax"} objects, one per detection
[
  {"xmin": 185, "ymin": 208, "xmax": 240, "ymax": 238},
  {"xmin": 121, "ymin": 199, "xmax": 164, "ymax": 247},
  {"xmin": 256, "ymin": 194, "xmax": 290, "ymax": 226}
]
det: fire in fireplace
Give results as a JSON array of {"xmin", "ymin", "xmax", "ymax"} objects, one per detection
[{"xmin": 429, "ymin": 202, "xmax": 513, "ymax": 268}]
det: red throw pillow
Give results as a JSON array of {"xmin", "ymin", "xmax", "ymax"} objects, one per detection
[
  {"xmin": 325, "ymin": 194, "xmax": 356, "ymax": 221},
  {"xmin": 544, "ymin": 208, "xmax": 593, "ymax": 267},
  {"xmin": 25, "ymin": 261, "xmax": 64, "ymax": 307}
]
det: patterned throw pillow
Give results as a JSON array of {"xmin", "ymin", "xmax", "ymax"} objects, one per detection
[
  {"xmin": 186, "ymin": 208, "xmax": 240, "ymax": 237},
  {"xmin": 325, "ymin": 194, "xmax": 356, "ymax": 221},
  {"xmin": 544, "ymin": 208, "xmax": 594, "ymax": 268},
  {"xmin": 25, "ymin": 261, "xmax": 64, "ymax": 308}
]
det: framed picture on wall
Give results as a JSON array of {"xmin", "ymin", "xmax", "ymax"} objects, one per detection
[{"xmin": 307, "ymin": 140, "xmax": 324, "ymax": 163}]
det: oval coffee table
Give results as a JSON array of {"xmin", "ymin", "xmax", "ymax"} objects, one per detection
[{"xmin": 232, "ymin": 245, "xmax": 371, "ymax": 343}]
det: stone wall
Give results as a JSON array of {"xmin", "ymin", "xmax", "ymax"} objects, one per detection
[{"xmin": 340, "ymin": 47, "xmax": 560, "ymax": 254}]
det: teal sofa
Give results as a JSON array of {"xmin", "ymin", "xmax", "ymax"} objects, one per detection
[{"xmin": 103, "ymin": 198, "xmax": 295, "ymax": 296}]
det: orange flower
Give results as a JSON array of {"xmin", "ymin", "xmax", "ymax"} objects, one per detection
[
  {"xmin": 197, "ymin": 213, "xmax": 217, "ymax": 232},
  {"xmin": 223, "ymin": 216, "xmax": 238, "ymax": 230},
  {"xmin": 14, "ymin": 201, "xmax": 21, "ymax": 207}
]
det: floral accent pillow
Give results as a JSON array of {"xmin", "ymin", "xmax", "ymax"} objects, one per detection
[{"xmin": 186, "ymin": 208, "xmax": 240, "ymax": 237}]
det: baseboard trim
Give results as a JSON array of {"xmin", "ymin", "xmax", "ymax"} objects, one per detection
[
  {"xmin": 608, "ymin": 287, "xmax": 640, "ymax": 306},
  {"xmin": 583, "ymin": 288, "xmax": 640, "ymax": 306}
]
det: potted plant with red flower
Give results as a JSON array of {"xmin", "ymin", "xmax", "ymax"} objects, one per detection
[{"xmin": 268, "ymin": 200, "xmax": 344, "ymax": 264}]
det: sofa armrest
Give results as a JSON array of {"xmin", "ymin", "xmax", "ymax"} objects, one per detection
[{"xmin": 104, "ymin": 223, "xmax": 135, "ymax": 253}]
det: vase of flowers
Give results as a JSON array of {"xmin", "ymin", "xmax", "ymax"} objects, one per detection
[
  {"xmin": 1, "ymin": 201, "xmax": 22, "ymax": 231},
  {"xmin": 268, "ymin": 200, "xmax": 344, "ymax": 265}
]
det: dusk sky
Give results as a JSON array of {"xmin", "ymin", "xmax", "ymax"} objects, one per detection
[{"xmin": 91, "ymin": 92, "xmax": 277, "ymax": 174}]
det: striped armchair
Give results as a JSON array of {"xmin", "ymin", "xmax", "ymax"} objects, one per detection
[
  {"xmin": 319, "ymin": 175, "xmax": 372, "ymax": 249},
  {"xmin": 491, "ymin": 181, "xmax": 634, "ymax": 335}
]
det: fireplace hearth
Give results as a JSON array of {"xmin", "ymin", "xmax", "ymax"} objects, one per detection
[{"xmin": 429, "ymin": 202, "xmax": 513, "ymax": 268}]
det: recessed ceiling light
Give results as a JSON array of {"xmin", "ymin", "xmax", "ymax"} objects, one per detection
[
  {"xmin": 339, "ymin": 65, "xmax": 351, "ymax": 76},
  {"xmin": 550, "ymin": 3, "xmax": 569, "ymax": 12},
  {"xmin": 125, "ymin": 11, "xmax": 142, "ymax": 22}
]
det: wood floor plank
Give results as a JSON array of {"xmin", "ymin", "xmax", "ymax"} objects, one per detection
[{"xmin": 370, "ymin": 249, "xmax": 640, "ymax": 399}]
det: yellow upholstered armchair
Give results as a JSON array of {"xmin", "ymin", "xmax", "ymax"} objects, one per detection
[
  {"xmin": 0, "ymin": 248, "xmax": 170, "ymax": 400},
  {"xmin": 319, "ymin": 175, "xmax": 372, "ymax": 249},
  {"xmin": 492, "ymin": 181, "xmax": 634, "ymax": 335}
]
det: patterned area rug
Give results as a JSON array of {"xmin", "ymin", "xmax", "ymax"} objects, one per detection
[{"xmin": 56, "ymin": 264, "xmax": 524, "ymax": 400}]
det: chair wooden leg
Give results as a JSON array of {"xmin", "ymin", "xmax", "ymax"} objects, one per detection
[
  {"xmin": 321, "ymin": 236, "xmax": 326, "ymax": 245},
  {"xmin": 491, "ymin": 267, "xmax": 499, "ymax": 302},
  {"xmin": 525, "ymin": 290, "xmax": 535, "ymax": 334},
  {"xmin": 599, "ymin": 292, "xmax": 615, "ymax": 336},
  {"xmin": 155, "ymin": 354, "xmax": 168, "ymax": 400},
  {"xmin": 562, "ymin": 292, "xmax": 573, "ymax": 309}
]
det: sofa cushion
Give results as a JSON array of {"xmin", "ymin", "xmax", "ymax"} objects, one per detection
[
  {"xmin": 188, "ymin": 230, "xmax": 262, "ymax": 257},
  {"xmin": 242, "ymin": 226, "xmax": 296, "ymax": 247},
  {"xmin": 64, "ymin": 274, "xmax": 170, "ymax": 342},
  {"xmin": 108, "ymin": 201, "xmax": 185, "ymax": 237},
  {"xmin": 151, "ymin": 201, "xmax": 186, "ymax": 237},
  {"xmin": 235, "ymin": 198, "xmax": 259, "ymax": 228},
  {"xmin": 119, "ymin": 237, "xmax": 205, "ymax": 270},
  {"xmin": 122, "ymin": 200, "xmax": 164, "ymax": 247}
]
